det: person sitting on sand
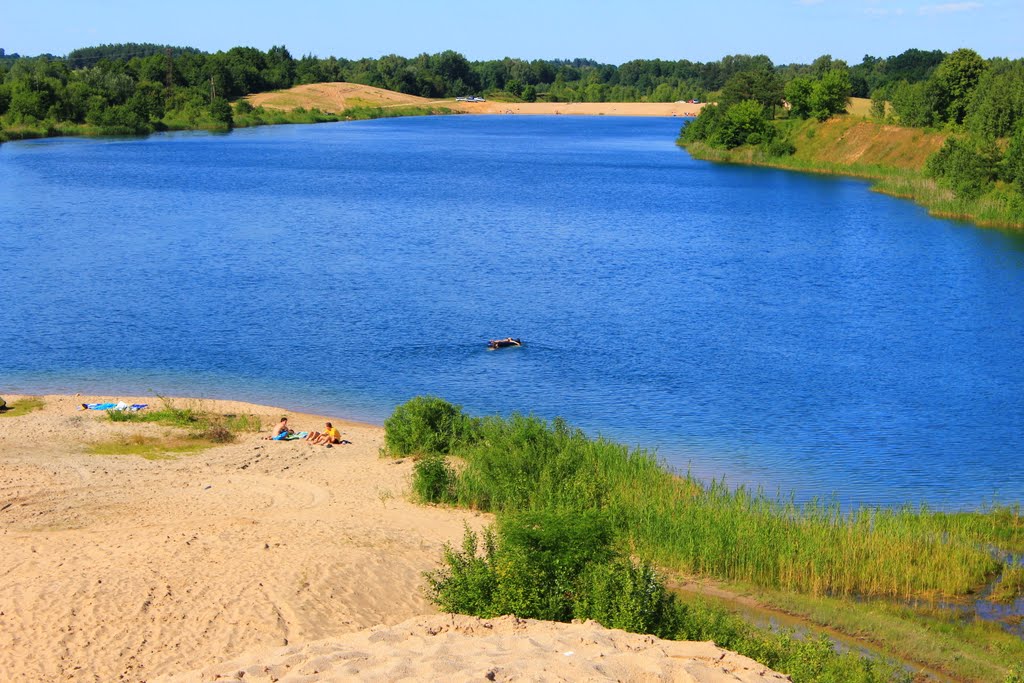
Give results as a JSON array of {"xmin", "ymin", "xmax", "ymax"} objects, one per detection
[
  {"xmin": 263, "ymin": 417, "xmax": 291, "ymax": 440},
  {"xmin": 309, "ymin": 422, "xmax": 342, "ymax": 446}
]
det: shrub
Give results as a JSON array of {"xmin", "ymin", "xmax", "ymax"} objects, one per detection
[
  {"xmin": 199, "ymin": 424, "xmax": 234, "ymax": 443},
  {"xmin": 424, "ymin": 514, "xmax": 907, "ymax": 682},
  {"xmin": 412, "ymin": 455, "xmax": 457, "ymax": 503},
  {"xmin": 574, "ymin": 558, "xmax": 681, "ymax": 638},
  {"xmin": 764, "ymin": 138, "xmax": 796, "ymax": 157},
  {"xmin": 926, "ymin": 136, "xmax": 1000, "ymax": 200},
  {"xmin": 384, "ymin": 396, "xmax": 477, "ymax": 456},
  {"xmin": 426, "ymin": 511, "xmax": 666, "ymax": 628}
]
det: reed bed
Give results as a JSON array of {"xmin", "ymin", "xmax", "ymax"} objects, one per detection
[{"xmin": 402, "ymin": 407, "xmax": 1017, "ymax": 600}]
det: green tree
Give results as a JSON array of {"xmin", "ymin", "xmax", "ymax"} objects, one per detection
[
  {"xmin": 890, "ymin": 80, "xmax": 936, "ymax": 127},
  {"xmin": 784, "ymin": 76, "xmax": 814, "ymax": 119},
  {"xmin": 927, "ymin": 136, "xmax": 1000, "ymax": 199},
  {"xmin": 1003, "ymin": 121, "xmax": 1024, "ymax": 193},
  {"xmin": 720, "ymin": 68, "xmax": 782, "ymax": 115},
  {"xmin": 808, "ymin": 69, "xmax": 850, "ymax": 121},
  {"xmin": 718, "ymin": 99, "xmax": 769, "ymax": 148},
  {"xmin": 966, "ymin": 59, "xmax": 1024, "ymax": 138},
  {"xmin": 208, "ymin": 96, "xmax": 233, "ymax": 128},
  {"xmin": 931, "ymin": 48, "xmax": 987, "ymax": 125}
]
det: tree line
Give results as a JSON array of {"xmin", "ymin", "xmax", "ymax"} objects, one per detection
[{"xmin": 0, "ymin": 42, "xmax": 971, "ymax": 139}]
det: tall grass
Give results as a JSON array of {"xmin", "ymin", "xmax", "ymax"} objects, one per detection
[
  {"xmin": 105, "ymin": 397, "xmax": 261, "ymax": 443},
  {"xmin": 395, "ymin": 401, "xmax": 1018, "ymax": 600}
]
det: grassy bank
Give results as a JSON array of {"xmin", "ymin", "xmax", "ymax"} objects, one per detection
[
  {"xmin": 386, "ymin": 396, "xmax": 1024, "ymax": 681},
  {"xmin": 680, "ymin": 117, "xmax": 1024, "ymax": 230},
  {"xmin": 0, "ymin": 102, "xmax": 456, "ymax": 144},
  {"xmin": 232, "ymin": 103, "xmax": 456, "ymax": 128}
]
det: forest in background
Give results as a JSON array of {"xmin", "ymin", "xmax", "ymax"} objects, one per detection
[{"xmin": 0, "ymin": 42, "xmax": 969, "ymax": 137}]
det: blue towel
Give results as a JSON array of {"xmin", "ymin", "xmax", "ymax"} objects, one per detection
[
  {"xmin": 84, "ymin": 403, "xmax": 117, "ymax": 410},
  {"xmin": 129, "ymin": 404, "xmax": 148, "ymax": 411}
]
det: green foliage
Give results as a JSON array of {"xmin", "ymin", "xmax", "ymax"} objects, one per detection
[
  {"xmin": 870, "ymin": 88, "xmax": 887, "ymax": 120},
  {"xmin": 764, "ymin": 137, "xmax": 796, "ymax": 157},
  {"xmin": 104, "ymin": 397, "xmax": 261, "ymax": 443},
  {"xmin": 0, "ymin": 396, "xmax": 44, "ymax": 417},
  {"xmin": 809, "ymin": 69, "xmax": 851, "ymax": 121},
  {"xmin": 1007, "ymin": 663, "xmax": 1024, "ymax": 683},
  {"xmin": 888, "ymin": 80, "xmax": 937, "ymax": 127},
  {"xmin": 384, "ymin": 396, "xmax": 478, "ymax": 456},
  {"xmin": 412, "ymin": 455, "xmax": 457, "ymax": 503},
  {"xmin": 931, "ymin": 48, "xmax": 987, "ymax": 125},
  {"xmin": 426, "ymin": 512, "xmax": 676, "ymax": 635},
  {"xmin": 679, "ymin": 100, "xmax": 771, "ymax": 150},
  {"xmin": 719, "ymin": 67, "xmax": 782, "ymax": 114},
  {"xmin": 966, "ymin": 59, "xmax": 1024, "ymax": 138},
  {"xmin": 426, "ymin": 515, "xmax": 908, "ymax": 682},
  {"xmin": 208, "ymin": 97, "xmax": 233, "ymax": 129},
  {"xmin": 988, "ymin": 566, "xmax": 1024, "ymax": 603},
  {"xmin": 927, "ymin": 136, "xmax": 1001, "ymax": 199},
  {"xmin": 396, "ymin": 399, "xmax": 1015, "ymax": 600},
  {"xmin": 1002, "ymin": 120, "xmax": 1024, "ymax": 193},
  {"xmin": 785, "ymin": 76, "xmax": 814, "ymax": 119}
]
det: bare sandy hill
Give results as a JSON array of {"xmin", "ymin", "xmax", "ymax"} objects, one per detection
[
  {"xmin": 246, "ymin": 82, "xmax": 439, "ymax": 113},
  {"xmin": 245, "ymin": 82, "xmax": 706, "ymax": 117},
  {"xmin": 0, "ymin": 394, "xmax": 785, "ymax": 682}
]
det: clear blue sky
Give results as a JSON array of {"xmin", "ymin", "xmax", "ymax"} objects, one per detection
[{"xmin": 2, "ymin": 0, "xmax": 1021, "ymax": 65}]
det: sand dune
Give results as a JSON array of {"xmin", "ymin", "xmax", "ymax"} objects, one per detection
[
  {"xmin": 0, "ymin": 394, "xmax": 784, "ymax": 682},
  {"xmin": 245, "ymin": 82, "xmax": 705, "ymax": 117}
]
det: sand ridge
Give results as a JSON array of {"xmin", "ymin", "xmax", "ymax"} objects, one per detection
[
  {"xmin": 0, "ymin": 394, "xmax": 785, "ymax": 682},
  {"xmin": 245, "ymin": 81, "xmax": 706, "ymax": 117}
]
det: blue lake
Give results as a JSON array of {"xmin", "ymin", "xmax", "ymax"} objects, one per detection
[{"xmin": 2, "ymin": 115, "xmax": 1023, "ymax": 509}]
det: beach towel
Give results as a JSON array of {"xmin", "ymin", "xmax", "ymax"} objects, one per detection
[
  {"xmin": 82, "ymin": 402, "xmax": 140, "ymax": 411},
  {"xmin": 272, "ymin": 431, "xmax": 309, "ymax": 441}
]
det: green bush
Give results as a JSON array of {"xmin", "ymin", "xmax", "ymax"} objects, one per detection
[
  {"xmin": 426, "ymin": 511, "xmax": 667, "ymax": 628},
  {"xmin": 384, "ymin": 396, "xmax": 477, "ymax": 456},
  {"xmin": 574, "ymin": 558, "xmax": 681, "ymax": 638},
  {"xmin": 764, "ymin": 138, "xmax": 796, "ymax": 157},
  {"xmin": 424, "ymin": 513, "xmax": 908, "ymax": 682},
  {"xmin": 412, "ymin": 455, "xmax": 457, "ymax": 503}
]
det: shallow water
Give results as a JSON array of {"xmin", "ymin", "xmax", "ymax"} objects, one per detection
[{"xmin": 2, "ymin": 115, "xmax": 1023, "ymax": 509}]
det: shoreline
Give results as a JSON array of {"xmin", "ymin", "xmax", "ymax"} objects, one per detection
[{"xmin": 0, "ymin": 392, "xmax": 784, "ymax": 682}]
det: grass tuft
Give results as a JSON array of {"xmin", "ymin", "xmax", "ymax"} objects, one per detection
[
  {"xmin": 0, "ymin": 397, "xmax": 45, "ymax": 418},
  {"xmin": 87, "ymin": 434, "xmax": 210, "ymax": 460}
]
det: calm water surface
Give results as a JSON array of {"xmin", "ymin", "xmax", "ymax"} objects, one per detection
[{"xmin": 2, "ymin": 116, "xmax": 1023, "ymax": 509}]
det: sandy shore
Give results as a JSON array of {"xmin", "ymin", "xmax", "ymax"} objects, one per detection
[
  {"xmin": 246, "ymin": 82, "xmax": 706, "ymax": 118},
  {"xmin": 0, "ymin": 393, "xmax": 784, "ymax": 682}
]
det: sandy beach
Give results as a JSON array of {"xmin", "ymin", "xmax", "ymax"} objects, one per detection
[
  {"xmin": 0, "ymin": 394, "xmax": 784, "ymax": 682},
  {"xmin": 246, "ymin": 82, "xmax": 706, "ymax": 118}
]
